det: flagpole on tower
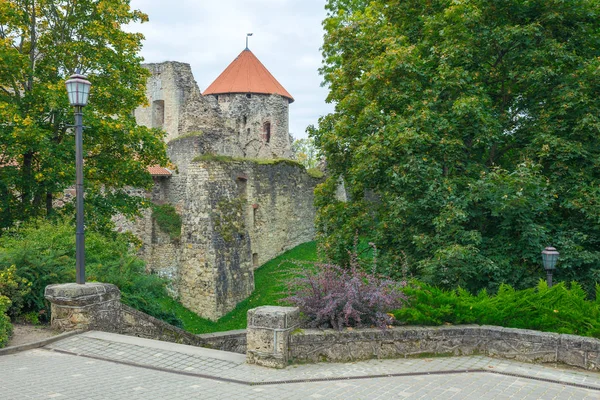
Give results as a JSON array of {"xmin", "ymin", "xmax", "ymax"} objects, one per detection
[{"xmin": 246, "ymin": 33, "xmax": 253, "ymax": 50}]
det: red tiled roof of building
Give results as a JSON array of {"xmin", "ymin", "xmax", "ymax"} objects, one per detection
[
  {"xmin": 203, "ymin": 49, "xmax": 294, "ymax": 102},
  {"xmin": 147, "ymin": 166, "xmax": 172, "ymax": 177}
]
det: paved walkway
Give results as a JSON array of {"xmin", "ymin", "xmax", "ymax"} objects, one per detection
[{"xmin": 1, "ymin": 331, "xmax": 600, "ymax": 399}]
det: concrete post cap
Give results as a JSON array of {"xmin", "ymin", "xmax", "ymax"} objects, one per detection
[{"xmin": 45, "ymin": 282, "xmax": 121, "ymax": 306}]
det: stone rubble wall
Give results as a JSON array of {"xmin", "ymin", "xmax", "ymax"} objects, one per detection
[
  {"xmin": 197, "ymin": 329, "xmax": 247, "ymax": 354},
  {"xmin": 45, "ymin": 283, "xmax": 207, "ymax": 347},
  {"xmin": 135, "ymin": 62, "xmax": 197, "ymax": 143},
  {"xmin": 135, "ymin": 61, "xmax": 292, "ymax": 160},
  {"xmin": 287, "ymin": 325, "xmax": 600, "ymax": 371},
  {"xmin": 176, "ymin": 161, "xmax": 254, "ymax": 320},
  {"xmin": 129, "ymin": 156, "xmax": 320, "ymax": 321}
]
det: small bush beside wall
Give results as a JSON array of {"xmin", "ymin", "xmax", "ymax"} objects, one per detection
[
  {"xmin": 0, "ymin": 295, "xmax": 12, "ymax": 348},
  {"xmin": 284, "ymin": 262, "xmax": 406, "ymax": 330},
  {"xmin": 0, "ymin": 218, "xmax": 182, "ymax": 327},
  {"xmin": 394, "ymin": 280, "xmax": 600, "ymax": 338},
  {"xmin": 151, "ymin": 204, "xmax": 182, "ymax": 242}
]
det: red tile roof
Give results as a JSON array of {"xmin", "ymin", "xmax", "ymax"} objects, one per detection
[
  {"xmin": 147, "ymin": 166, "xmax": 172, "ymax": 177},
  {"xmin": 203, "ymin": 49, "xmax": 294, "ymax": 102}
]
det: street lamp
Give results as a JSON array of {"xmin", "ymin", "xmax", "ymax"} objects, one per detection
[
  {"xmin": 541, "ymin": 246, "xmax": 559, "ymax": 288},
  {"xmin": 65, "ymin": 72, "xmax": 91, "ymax": 284}
]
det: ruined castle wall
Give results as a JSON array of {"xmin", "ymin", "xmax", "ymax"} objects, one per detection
[
  {"xmin": 135, "ymin": 62, "xmax": 213, "ymax": 143},
  {"xmin": 207, "ymin": 93, "xmax": 291, "ymax": 159},
  {"xmin": 133, "ymin": 158, "xmax": 319, "ymax": 320},
  {"xmin": 179, "ymin": 162, "xmax": 254, "ymax": 320},
  {"xmin": 245, "ymin": 161, "xmax": 319, "ymax": 268}
]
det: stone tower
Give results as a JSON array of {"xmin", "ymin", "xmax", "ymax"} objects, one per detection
[
  {"xmin": 128, "ymin": 49, "xmax": 320, "ymax": 321},
  {"xmin": 203, "ymin": 48, "xmax": 294, "ymax": 159}
]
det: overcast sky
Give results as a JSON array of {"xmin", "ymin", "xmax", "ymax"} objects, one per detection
[{"xmin": 128, "ymin": 0, "xmax": 334, "ymax": 139}]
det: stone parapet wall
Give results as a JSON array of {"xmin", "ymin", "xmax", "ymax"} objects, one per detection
[
  {"xmin": 120, "ymin": 304, "xmax": 205, "ymax": 346},
  {"xmin": 197, "ymin": 329, "xmax": 247, "ymax": 354},
  {"xmin": 287, "ymin": 325, "xmax": 600, "ymax": 371},
  {"xmin": 45, "ymin": 283, "xmax": 206, "ymax": 347}
]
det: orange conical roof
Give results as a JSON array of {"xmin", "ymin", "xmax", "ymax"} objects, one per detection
[{"xmin": 203, "ymin": 49, "xmax": 294, "ymax": 103}]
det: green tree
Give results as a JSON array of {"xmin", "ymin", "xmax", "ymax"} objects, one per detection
[
  {"xmin": 291, "ymin": 136, "xmax": 321, "ymax": 170},
  {"xmin": 314, "ymin": 0, "xmax": 600, "ymax": 293},
  {"xmin": 0, "ymin": 0, "xmax": 168, "ymax": 232}
]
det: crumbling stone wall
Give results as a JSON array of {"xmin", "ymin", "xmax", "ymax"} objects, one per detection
[
  {"xmin": 127, "ymin": 61, "xmax": 317, "ymax": 321},
  {"xmin": 134, "ymin": 62, "xmax": 199, "ymax": 143},
  {"xmin": 135, "ymin": 61, "xmax": 293, "ymax": 160},
  {"xmin": 134, "ymin": 156, "xmax": 320, "ymax": 320},
  {"xmin": 204, "ymin": 93, "xmax": 292, "ymax": 159}
]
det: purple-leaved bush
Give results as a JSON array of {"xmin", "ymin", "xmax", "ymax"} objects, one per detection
[{"xmin": 284, "ymin": 261, "xmax": 406, "ymax": 331}]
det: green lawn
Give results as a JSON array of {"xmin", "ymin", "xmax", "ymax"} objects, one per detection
[{"xmin": 158, "ymin": 241, "xmax": 318, "ymax": 334}]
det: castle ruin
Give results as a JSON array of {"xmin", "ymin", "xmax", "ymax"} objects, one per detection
[{"xmin": 127, "ymin": 49, "xmax": 319, "ymax": 320}]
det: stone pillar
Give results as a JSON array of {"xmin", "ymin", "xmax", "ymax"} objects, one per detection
[
  {"xmin": 246, "ymin": 306, "xmax": 299, "ymax": 368},
  {"xmin": 44, "ymin": 283, "xmax": 121, "ymax": 332}
]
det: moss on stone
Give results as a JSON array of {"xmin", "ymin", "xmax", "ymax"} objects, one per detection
[
  {"xmin": 307, "ymin": 168, "xmax": 324, "ymax": 179},
  {"xmin": 193, "ymin": 154, "xmax": 236, "ymax": 163},
  {"xmin": 192, "ymin": 154, "xmax": 304, "ymax": 169},
  {"xmin": 213, "ymin": 197, "xmax": 245, "ymax": 243},
  {"xmin": 151, "ymin": 203, "xmax": 182, "ymax": 242},
  {"xmin": 168, "ymin": 131, "xmax": 204, "ymax": 144}
]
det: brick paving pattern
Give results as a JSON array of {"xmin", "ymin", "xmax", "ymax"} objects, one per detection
[{"xmin": 1, "ymin": 331, "xmax": 599, "ymax": 399}]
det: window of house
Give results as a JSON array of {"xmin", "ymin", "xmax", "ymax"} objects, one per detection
[
  {"xmin": 246, "ymin": 93, "xmax": 252, "ymax": 99},
  {"xmin": 243, "ymin": 116, "xmax": 247, "ymax": 125}
]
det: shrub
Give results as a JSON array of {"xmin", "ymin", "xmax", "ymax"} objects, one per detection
[
  {"xmin": 0, "ymin": 295, "xmax": 12, "ymax": 348},
  {"xmin": 151, "ymin": 204, "xmax": 182, "ymax": 241},
  {"xmin": 393, "ymin": 280, "xmax": 600, "ymax": 338},
  {"xmin": 0, "ymin": 265, "xmax": 31, "ymax": 318},
  {"xmin": 0, "ymin": 218, "xmax": 182, "ymax": 327},
  {"xmin": 284, "ymin": 261, "xmax": 406, "ymax": 330}
]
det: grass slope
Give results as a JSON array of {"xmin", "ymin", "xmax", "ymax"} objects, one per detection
[{"xmin": 159, "ymin": 241, "xmax": 317, "ymax": 334}]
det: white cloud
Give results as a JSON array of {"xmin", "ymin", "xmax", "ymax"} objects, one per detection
[{"xmin": 128, "ymin": 0, "xmax": 334, "ymax": 138}]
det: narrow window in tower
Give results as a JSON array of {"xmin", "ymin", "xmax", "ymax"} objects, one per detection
[
  {"xmin": 246, "ymin": 93, "xmax": 252, "ymax": 99},
  {"xmin": 243, "ymin": 116, "xmax": 247, "ymax": 125},
  {"xmin": 152, "ymin": 100, "xmax": 165, "ymax": 129},
  {"xmin": 264, "ymin": 122, "xmax": 271, "ymax": 143}
]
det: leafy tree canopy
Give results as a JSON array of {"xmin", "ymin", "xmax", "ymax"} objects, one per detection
[
  {"xmin": 0, "ymin": 0, "xmax": 168, "ymax": 232},
  {"xmin": 313, "ymin": 0, "xmax": 600, "ymax": 293},
  {"xmin": 292, "ymin": 136, "xmax": 321, "ymax": 170}
]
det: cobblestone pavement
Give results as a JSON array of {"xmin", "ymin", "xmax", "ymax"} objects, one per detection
[{"xmin": 1, "ymin": 331, "xmax": 599, "ymax": 399}]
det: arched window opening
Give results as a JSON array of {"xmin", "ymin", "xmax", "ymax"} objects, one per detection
[{"xmin": 243, "ymin": 116, "xmax": 247, "ymax": 125}]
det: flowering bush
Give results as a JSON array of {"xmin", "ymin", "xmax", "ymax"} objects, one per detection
[{"xmin": 284, "ymin": 261, "xmax": 406, "ymax": 330}]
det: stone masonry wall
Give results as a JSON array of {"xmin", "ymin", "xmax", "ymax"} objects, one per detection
[
  {"xmin": 287, "ymin": 325, "xmax": 600, "ymax": 371},
  {"xmin": 206, "ymin": 93, "xmax": 292, "ymax": 159},
  {"xmin": 131, "ymin": 157, "xmax": 320, "ymax": 321},
  {"xmin": 177, "ymin": 161, "xmax": 254, "ymax": 320},
  {"xmin": 135, "ymin": 62, "xmax": 197, "ymax": 143}
]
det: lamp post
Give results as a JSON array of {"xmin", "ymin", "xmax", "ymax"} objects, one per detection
[
  {"xmin": 65, "ymin": 72, "xmax": 91, "ymax": 284},
  {"xmin": 541, "ymin": 246, "xmax": 559, "ymax": 288}
]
